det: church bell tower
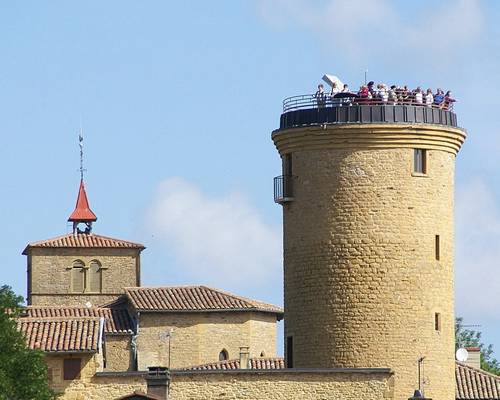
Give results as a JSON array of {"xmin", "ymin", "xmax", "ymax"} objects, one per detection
[{"xmin": 23, "ymin": 133, "xmax": 145, "ymax": 307}]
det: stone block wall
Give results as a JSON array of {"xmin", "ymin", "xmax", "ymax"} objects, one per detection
[
  {"xmin": 28, "ymin": 248, "xmax": 140, "ymax": 306},
  {"xmin": 137, "ymin": 312, "xmax": 277, "ymax": 369},
  {"xmin": 170, "ymin": 369, "xmax": 393, "ymax": 400},
  {"xmin": 55, "ymin": 369, "xmax": 393, "ymax": 400},
  {"xmin": 105, "ymin": 335, "xmax": 134, "ymax": 372}
]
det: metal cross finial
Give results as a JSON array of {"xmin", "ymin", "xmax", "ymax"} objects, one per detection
[{"xmin": 78, "ymin": 126, "xmax": 86, "ymax": 181}]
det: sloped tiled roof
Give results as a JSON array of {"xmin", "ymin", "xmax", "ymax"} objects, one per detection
[
  {"xmin": 24, "ymin": 306, "xmax": 134, "ymax": 334},
  {"xmin": 23, "ymin": 233, "xmax": 145, "ymax": 254},
  {"xmin": 456, "ymin": 362, "xmax": 500, "ymax": 399},
  {"xmin": 186, "ymin": 357, "xmax": 285, "ymax": 371},
  {"xmin": 125, "ymin": 286, "xmax": 283, "ymax": 317},
  {"xmin": 17, "ymin": 317, "xmax": 103, "ymax": 353}
]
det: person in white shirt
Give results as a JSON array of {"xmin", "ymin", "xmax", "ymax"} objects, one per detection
[
  {"xmin": 425, "ymin": 88, "xmax": 433, "ymax": 107},
  {"xmin": 330, "ymin": 82, "xmax": 340, "ymax": 106},
  {"xmin": 388, "ymin": 85, "xmax": 398, "ymax": 104},
  {"xmin": 414, "ymin": 87, "xmax": 423, "ymax": 104},
  {"xmin": 377, "ymin": 84, "xmax": 389, "ymax": 103}
]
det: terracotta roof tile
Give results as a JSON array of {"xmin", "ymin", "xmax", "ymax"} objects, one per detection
[
  {"xmin": 23, "ymin": 233, "xmax": 145, "ymax": 254},
  {"xmin": 125, "ymin": 286, "xmax": 283, "ymax": 317},
  {"xmin": 24, "ymin": 306, "xmax": 134, "ymax": 334},
  {"xmin": 186, "ymin": 357, "xmax": 285, "ymax": 371},
  {"xmin": 16, "ymin": 317, "xmax": 103, "ymax": 353},
  {"xmin": 456, "ymin": 362, "xmax": 500, "ymax": 399}
]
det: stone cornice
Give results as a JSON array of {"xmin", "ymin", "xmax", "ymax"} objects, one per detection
[{"xmin": 272, "ymin": 124, "xmax": 467, "ymax": 156}]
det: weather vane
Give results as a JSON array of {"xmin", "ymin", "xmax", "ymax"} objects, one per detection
[{"xmin": 78, "ymin": 125, "xmax": 86, "ymax": 181}]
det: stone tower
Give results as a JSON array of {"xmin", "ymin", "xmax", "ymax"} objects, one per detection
[
  {"xmin": 272, "ymin": 95, "xmax": 466, "ymax": 400},
  {"xmin": 24, "ymin": 179, "xmax": 145, "ymax": 307}
]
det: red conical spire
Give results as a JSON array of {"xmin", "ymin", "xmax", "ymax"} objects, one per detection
[{"xmin": 68, "ymin": 180, "xmax": 97, "ymax": 222}]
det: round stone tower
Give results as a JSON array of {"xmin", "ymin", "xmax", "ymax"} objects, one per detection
[{"xmin": 272, "ymin": 96, "xmax": 466, "ymax": 400}]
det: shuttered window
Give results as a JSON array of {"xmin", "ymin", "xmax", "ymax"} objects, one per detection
[
  {"xmin": 88, "ymin": 260, "xmax": 102, "ymax": 293},
  {"xmin": 71, "ymin": 261, "xmax": 85, "ymax": 293},
  {"xmin": 63, "ymin": 358, "xmax": 81, "ymax": 380}
]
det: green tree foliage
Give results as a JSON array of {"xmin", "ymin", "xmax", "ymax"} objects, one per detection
[
  {"xmin": 455, "ymin": 316, "xmax": 500, "ymax": 375},
  {"xmin": 0, "ymin": 285, "xmax": 55, "ymax": 400}
]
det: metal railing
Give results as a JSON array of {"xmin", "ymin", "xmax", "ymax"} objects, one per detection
[
  {"xmin": 274, "ymin": 175, "xmax": 294, "ymax": 204},
  {"xmin": 283, "ymin": 93, "xmax": 455, "ymax": 113}
]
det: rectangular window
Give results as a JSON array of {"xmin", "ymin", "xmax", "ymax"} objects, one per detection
[
  {"xmin": 414, "ymin": 149, "xmax": 427, "ymax": 174},
  {"xmin": 63, "ymin": 358, "xmax": 81, "ymax": 380},
  {"xmin": 434, "ymin": 313, "xmax": 441, "ymax": 332},
  {"xmin": 435, "ymin": 235, "xmax": 440, "ymax": 261},
  {"xmin": 286, "ymin": 336, "xmax": 294, "ymax": 368}
]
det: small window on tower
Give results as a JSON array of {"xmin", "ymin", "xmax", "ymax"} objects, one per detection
[
  {"xmin": 435, "ymin": 235, "xmax": 440, "ymax": 261},
  {"xmin": 414, "ymin": 149, "xmax": 427, "ymax": 174},
  {"xmin": 434, "ymin": 313, "xmax": 442, "ymax": 332},
  {"xmin": 286, "ymin": 336, "xmax": 294, "ymax": 368}
]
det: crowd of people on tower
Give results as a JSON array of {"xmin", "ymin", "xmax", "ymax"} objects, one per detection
[{"xmin": 314, "ymin": 81, "xmax": 456, "ymax": 110}]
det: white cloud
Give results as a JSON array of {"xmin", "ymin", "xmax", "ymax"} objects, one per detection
[
  {"xmin": 455, "ymin": 178, "xmax": 500, "ymax": 320},
  {"xmin": 146, "ymin": 178, "xmax": 282, "ymax": 293},
  {"xmin": 256, "ymin": 0, "xmax": 485, "ymax": 60}
]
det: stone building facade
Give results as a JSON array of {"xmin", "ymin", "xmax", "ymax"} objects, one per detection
[
  {"xmin": 16, "ymin": 178, "xmax": 284, "ymax": 399},
  {"xmin": 126, "ymin": 286, "xmax": 280, "ymax": 369}
]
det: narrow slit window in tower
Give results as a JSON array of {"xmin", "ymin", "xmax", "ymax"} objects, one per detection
[
  {"xmin": 435, "ymin": 235, "xmax": 440, "ymax": 261},
  {"xmin": 414, "ymin": 149, "xmax": 427, "ymax": 174},
  {"xmin": 434, "ymin": 313, "xmax": 442, "ymax": 331},
  {"xmin": 286, "ymin": 336, "xmax": 294, "ymax": 368}
]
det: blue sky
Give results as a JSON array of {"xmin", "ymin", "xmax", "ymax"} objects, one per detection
[{"xmin": 1, "ymin": 0, "xmax": 500, "ymax": 357}]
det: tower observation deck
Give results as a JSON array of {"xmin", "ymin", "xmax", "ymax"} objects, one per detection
[
  {"xmin": 280, "ymin": 94, "xmax": 458, "ymax": 130},
  {"xmin": 272, "ymin": 88, "xmax": 466, "ymax": 400}
]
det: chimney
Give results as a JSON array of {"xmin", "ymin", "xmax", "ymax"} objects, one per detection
[
  {"xmin": 146, "ymin": 367, "xmax": 171, "ymax": 400},
  {"xmin": 464, "ymin": 347, "xmax": 481, "ymax": 370},
  {"xmin": 239, "ymin": 346, "xmax": 250, "ymax": 369}
]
